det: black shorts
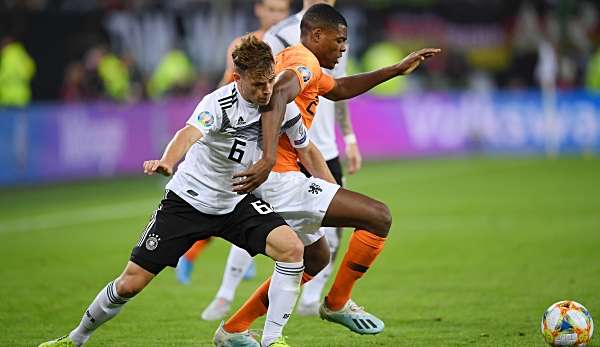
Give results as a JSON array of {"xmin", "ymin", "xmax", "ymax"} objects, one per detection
[
  {"xmin": 299, "ymin": 156, "xmax": 344, "ymax": 186},
  {"xmin": 130, "ymin": 190, "xmax": 287, "ymax": 274}
]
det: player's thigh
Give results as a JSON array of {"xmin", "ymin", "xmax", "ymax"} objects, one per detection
[
  {"xmin": 219, "ymin": 194, "xmax": 296, "ymax": 260},
  {"xmin": 130, "ymin": 190, "xmax": 214, "ymax": 275},
  {"xmin": 322, "ymin": 188, "xmax": 391, "ymax": 236},
  {"xmin": 261, "ymin": 172, "xmax": 341, "ymax": 246}
]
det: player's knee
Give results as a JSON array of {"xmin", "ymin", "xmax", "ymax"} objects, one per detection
[
  {"xmin": 371, "ymin": 201, "xmax": 392, "ymax": 237},
  {"xmin": 278, "ymin": 237, "xmax": 304, "ymax": 262},
  {"xmin": 115, "ymin": 277, "xmax": 144, "ymax": 298}
]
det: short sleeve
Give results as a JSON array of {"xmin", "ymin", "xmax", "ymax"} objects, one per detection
[
  {"xmin": 318, "ymin": 72, "xmax": 336, "ymax": 96},
  {"xmin": 285, "ymin": 63, "xmax": 319, "ymax": 94},
  {"xmin": 186, "ymin": 95, "xmax": 221, "ymax": 136},
  {"xmin": 282, "ymin": 102, "xmax": 310, "ymax": 148},
  {"xmin": 276, "ymin": 47, "xmax": 322, "ymax": 94}
]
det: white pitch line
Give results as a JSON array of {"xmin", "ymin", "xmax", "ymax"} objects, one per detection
[{"xmin": 0, "ymin": 199, "xmax": 157, "ymax": 235}]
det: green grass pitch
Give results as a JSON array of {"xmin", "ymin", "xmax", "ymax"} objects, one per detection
[{"xmin": 0, "ymin": 157, "xmax": 598, "ymax": 346}]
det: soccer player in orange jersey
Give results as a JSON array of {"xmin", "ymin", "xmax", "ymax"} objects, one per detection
[
  {"xmin": 175, "ymin": 0, "xmax": 290, "ymax": 287},
  {"xmin": 213, "ymin": 4, "xmax": 440, "ymax": 346}
]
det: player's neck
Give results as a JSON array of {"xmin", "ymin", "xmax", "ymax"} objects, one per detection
[
  {"xmin": 234, "ymin": 82, "xmax": 258, "ymax": 108},
  {"xmin": 300, "ymin": 39, "xmax": 321, "ymax": 64}
]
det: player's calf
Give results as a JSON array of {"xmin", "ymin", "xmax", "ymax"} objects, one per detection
[
  {"xmin": 115, "ymin": 261, "xmax": 156, "ymax": 298},
  {"xmin": 261, "ymin": 226, "xmax": 305, "ymax": 346},
  {"xmin": 303, "ymin": 236, "xmax": 331, "ymax": 276}
]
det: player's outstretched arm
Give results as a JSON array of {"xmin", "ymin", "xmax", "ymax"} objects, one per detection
[
  {"xmin": 143, "ymin": 125, "xmax": 203, "ymax": 177},
  {"xmin": 232, "ymin": 70, "xmax": 301, "ymax": 194},
  {"xmin": 296, "ymin": 142, "xmax": 336, "ymax": 184},
  {"xmin": 324, "ymin": 48, "xmax": 441, "ymax": 101}
]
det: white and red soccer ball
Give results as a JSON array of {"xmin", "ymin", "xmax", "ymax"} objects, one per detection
[{"xmin": 541, "ymin": 300, "xmax": 594, "ymax": 346}]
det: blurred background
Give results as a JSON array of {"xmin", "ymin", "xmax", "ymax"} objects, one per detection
[{"xmin": 0, "ymin": 0, "xmax": 599, "ymax": 186}]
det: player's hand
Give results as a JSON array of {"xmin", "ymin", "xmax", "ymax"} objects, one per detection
[
  {"xmin": 143, "ymin": 160, "xmax": 173, "ymax": 177},
  {"xmin": 397, "ymin": 48, "xmax": 441, "ymax": 75},
  {"xmin": 346, "ymin": 143, "xmax": 362, "ymax": 175},
  {"xmin": 232, "ymin": 158, "xmax": 274, "ymax": 194}
]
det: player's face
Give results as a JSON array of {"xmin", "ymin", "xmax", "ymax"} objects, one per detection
[
  {"xmin": 236, "ymin": 69, "xmax": 277, "ymax": 106},
  {"xmin": 256, "ymin": 0, "xmax": 290, "ymax": 30},
  {"xmin": 318, "ymin": 24, "xmax": 347, "ymax": 69}
]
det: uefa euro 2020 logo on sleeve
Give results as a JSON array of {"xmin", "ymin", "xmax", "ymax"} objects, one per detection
[
  {"xmin": 197, "ymin": 111, "xmax": 214, "ymax": 129},
  {"xmin": 297, "ymin": 66, "xmax": 312, "ymax": 83}
]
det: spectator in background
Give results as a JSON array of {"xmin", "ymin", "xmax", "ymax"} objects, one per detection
[
  {"xmin": 146, "ymin": 49, "xmax": 196, "ymax": 100},
  {"xmin": 97, "ymin": 49, "xmax": 131, "ymax": 102},
  {"xmin": 0, "ymin": 36, "xmax": 35, "ymax": 107},
  {"xmin": 60, "ymin": 62, "xmax": 87, "ymax": 102},
  {"xmin": 506, "ymin": 1, "xmax": 542, "ymax": 89},
  {"xmin": 361, "ymin": 42, "xmax": 407, "ymax": 95},
  {"xmin": 82, "ymin": 44, "xmax": 134, "ymax": 103},
  {"xmin": 586, "ymin": 48, "xmax": 600, "ymax": 92}
]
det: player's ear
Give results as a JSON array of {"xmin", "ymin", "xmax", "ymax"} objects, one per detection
[
  {"xmin": 232, "ymin": 71, "xmax": 242, "ymax": 82},
  {"xmin": 312, "ymin": 28, "xmax": 322, "ymax": 43}
]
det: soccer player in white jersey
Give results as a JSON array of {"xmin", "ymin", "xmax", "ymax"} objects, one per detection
[
  {"xmin": 175, "ymin": 0, "xmax": 291, "ymax": 289},
  {"xmin": 38, "ymin": 36, "xmax": 334, "ymax": 347},
  {"xmin": 201, "ymin": 0, "xmax": 362, "ymax": 321}
]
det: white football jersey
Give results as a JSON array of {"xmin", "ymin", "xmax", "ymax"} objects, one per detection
[
  {"xmin": 264, "ymin": 11, "xmax": 348, "ymax": 161},
  {"xmin": 166, "ymin": 83, "xmax": 308, "ymax": 215}
]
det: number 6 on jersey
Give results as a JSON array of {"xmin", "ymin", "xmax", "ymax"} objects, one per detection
[{"xmin": 228, "ymin": 139, "xmax": 246, "ymax": 163}]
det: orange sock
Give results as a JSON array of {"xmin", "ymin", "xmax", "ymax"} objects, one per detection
[
  {"xmin": 326, "ymin": 230, "xmax": 386, "ymax": 311},
  {"xmin": 224, "ymin": 272, "xmax": 314, "ymax": 333},
  {"xmin": 184, "ymin": 238, "xmax": 211, "ymax": 262}
]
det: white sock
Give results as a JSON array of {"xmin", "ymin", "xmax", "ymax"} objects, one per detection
[
  {"xmin": 323, "ymin": 227, "xmax": 340, "ymax": 256},
  {"xmin": 300, "ymin": 227, "xmax": 339, "ymax": 305},
  {"xmin": 69, "ymin": 280, "xmax": 129, "ymax": 346},
  {"xmin": 216, "ymin": 245, "xmax": 253, "ymax": 301},
  {"xmin": 262, "ymin": 261, "xmax": 304, "ymax": 346}
]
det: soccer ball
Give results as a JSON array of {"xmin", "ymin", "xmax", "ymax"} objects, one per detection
[{"xmin": 541, "ymin": 300, "xmax": 594, "ymax": 346}]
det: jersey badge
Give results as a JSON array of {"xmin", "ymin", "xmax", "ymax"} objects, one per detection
[
  {"xmin": 308, "ymin": 182, "xmax": 322, "ymax": 195},
  {"xmin": 145, "ymin": 233, "xmax": 161, "ymax": 251},
  {"xmin": 197, "ymin": 111, "xmax": 215, "ymax": 129},
  {"xmin": 297, "ymin": 66, "xmax": 312, "ymax": 83},
  {"xmin": 294, "ymin": 126, "xmax": 307, "ymax": 146}
]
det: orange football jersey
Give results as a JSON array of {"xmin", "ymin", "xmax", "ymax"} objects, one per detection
[{"xmin": 273, "ymin": 44, "xmax": 335, "ymax": 172}]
